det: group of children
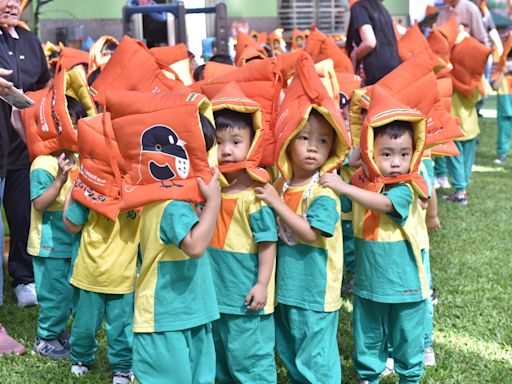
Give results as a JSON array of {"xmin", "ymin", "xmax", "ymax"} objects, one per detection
[{"xmin": 16, "ymin": 15, "xmax": 500, "ymax": 384}]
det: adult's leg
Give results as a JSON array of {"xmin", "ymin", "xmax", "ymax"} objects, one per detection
[
  {"xmin": 4, "ymin": 167, "xmax": 33, "ymax": 287},
  {"xmin": 0, "ymin": 177, "xmax": 4, "ymax": 305}
]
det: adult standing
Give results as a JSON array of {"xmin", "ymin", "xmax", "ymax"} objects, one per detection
[
  {"xmin": 346, "ymin": 0, "xmax": 401, "ymax": 86},
  {"xmin": 0, "ymin": 0, "xmax": 50, "ymax": 306}
]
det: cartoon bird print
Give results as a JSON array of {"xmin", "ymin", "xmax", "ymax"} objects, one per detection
[{"xmin": 139, "ymin": 125, "xmax": 190, "ymax": 188}]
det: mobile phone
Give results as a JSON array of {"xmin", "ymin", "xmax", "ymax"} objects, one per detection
[{"xmin": 0, "ymin": 85, "xmax": 34, "ymax": 109}]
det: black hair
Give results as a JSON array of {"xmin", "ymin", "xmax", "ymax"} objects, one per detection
[
  {"xmin": 209, "ymin": 54, "xmax": 233, "ymax": 66},
  {"xmin": 87, "ymin": 67, "xmax": 101, "ymax": 87},
  {"xmin": 374, "ymin": 120, "xmax": 414, "ymax": 141},
  {"xmin": 66, "ymin": 95, "xmax": 88, "ymax": 127},
  {"xmin": 102, "ymin": 41, "xmax": 118, "ymax": 54},
  {"xmin": 213, "ymin": 109, "xmax": 255, "ymax": 139},
  {"xmin": 193, "ymin": 64, "xmax": 206, "ymax": 82},
  {"xmin": 199, "ymin": 113, "xmax": 216, "ymax": 151}
]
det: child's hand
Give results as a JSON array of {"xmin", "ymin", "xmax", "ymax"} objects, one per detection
[
  {"xmin": 57, "ymin": 153, "xmax": 75, "ymax": 183},
  {"xmin": 254, "ymin": 183, "xmax": 281, "ymax": 208},
  {"xmin": 319, "ymin": 172, "xmax": 345, "ymax": 194},
  {"xmin": 427, "ymin": 215, "xmax": 441, "ymax": 232},
  {"xmin": 348, "ymin": 146, "xmax": 362, "ymax": 168},
  {"xmin": 245, "ymin": 282, "xmax": 268, "ymax": 311},
  {"xmin": 419, "ymin": 197, "xmax": 429, "ymax": 210},
  {"xmin": 197, "ymin": 167, "xmax": 221, "ymax": 203}
]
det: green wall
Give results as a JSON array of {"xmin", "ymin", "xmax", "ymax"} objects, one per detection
[
  {"xmin": 382, "ymin": 0, "xmax": 409, "ymax": 15},
  {"xmin": 223, "ymin": 0, "xmax": 277, "ymax": 18},
  {"xmin": 34, "ymin": 0, "xmax": 126, "ymax": 20}
]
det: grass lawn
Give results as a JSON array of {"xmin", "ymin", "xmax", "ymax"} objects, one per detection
[{"xmin": 1, "ymin": 118, "xmax": 511, "ymax": 383}]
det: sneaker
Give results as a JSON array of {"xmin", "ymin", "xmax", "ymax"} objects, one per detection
[
  {"xmin": 71, "ymin": 363, "xmax": 89, "ymax": 376},
  {"xmin": 57, "ymin": 330, "xmax": 71, "ymax": 351},
  {"xmin": 436, "ymin": 176, "xmax": 451, "ymax": 189},
  {"xmin": 442, "ymin": 191, "xmax": 468, "ymax": 206},
  {"xmin": 33, "ymin": 337, "xmax": 69, "ymax": 360},
  {"xmin": 0, "ymin": 325, "xmax": 26, "ymax": 355},
  {"xmin": 381, "ymin": 357, "xmax": 395, "ymax": 376},
  {"xmin": 494, "ymin": 155, "xmax": 506, "ymax": 165},
  {"xmin": 424, "ymin": 347, "xmax": 436, "ymax": 367},
  {"xmin": 433, "ymin": 178, "xmax": 441, "ymax": 189},
  {"xmin": 430, "ymin": 288, "xmax": 438, "ymax": 305},
  {"xmin": 113, "ymin": 371, "xmax": 134, "ymax": 384},
  {"xmin": 360, "ymin": 381, "xmax": 371, "ymax": 384},
  {"xmin": 14, "ymin": 283, "xmax": 38, "ymax": 308}
]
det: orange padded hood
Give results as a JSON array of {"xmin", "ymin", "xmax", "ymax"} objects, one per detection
[
  {"xmin": 250, "ymin": 30, "xmax": 268, "ymax": 46},
  {"xmin": 90, "ymin": 36, "xmax": 188, "ymax": 106},
  {"xmin": 234, "ymin": 30, "xmax": 268, "ymax": 67},
  {"xmin": 88, "ymin": 35, "xmax": 119, "ymax": 75},
  {"xmin": 427, "ymin": 16, "xmax": 458, "ymax": 67},
  {"xmin": 150, "ymin": 43, "xmax": 193, "ymax": 86},
  {"xmin": 210, "ymin": 82, "xmax": 270, "ymax": 183},
  {"xmin": 106, "ymin": 90, "xmax": 214, "ymax": 210},
  {"xmin": 21, "ymin": 65, "xmax": 97, "ymax": 161},
  {"xmin": 200, "ymin": 58, "xmax": 283, "ymax": 167},
  {"xmin": 495, "ymin": 32, "xmax": 512, "ymax": 78},
  {"xmin": 275, "ymin": 53, "xmax": 350, "ymax": 181},
  {"xmin": 71, "ymin": 112, "xmax": 126, "ymax": 220},
  {"xmin": 350, "ymin": 52, "xmax": 462, "ymax": 149},
  {"xmin": 275, "ymin": 50, "xmax": 303, "ymax": 86},
  {"xmin": 304, "ymin": 26, "xmax": 353, "ymax": 73},
  {"xmin": 351, "ymin": 85, "xmax": 428, "ymax": 198},
  {"xmin": 51, "ymin": 46, "xmax": 89, "ymax": 71},
  {"xmin": 269, "ymin": 28, "xmax": 286, "ymax": 56},
  {"xmin": 336, "ymin": 72, "xmax": 362, "ymax": 106},
  {"xmin": 398, "ymin": 23, "xmax": 441, "ymax": 69},
  {"xmin": 291, "ymin": 29, "xmax": 307, "ymax": 51},
  {"xmin": 203, "ymin": 61, "xmax": 237, "ymax": 81},
  {"xmin": 449, "ymin": 36, "xmax": 492, "ymax": 97}
]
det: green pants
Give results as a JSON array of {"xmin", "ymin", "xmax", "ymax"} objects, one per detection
[
  {"xmin": 133, "ymin": 324, "xmax": 215, "ymax": 384},
  {"xmin": 497, "ymin": 115, "xmax": 512, "ymax": 157},
  {"xmin": 33, "ymin": 257, "xmax": 72, "ymax": 340},
  {"xmin": 353, "ymin": 295, "xmax": 426, "ymax": 384},
  {"xmin": 275, "ymin": 304, "xmax": 341, "ymax": 384},
  {"xmin": 434, "ymin": 156, "xmax": 447, "ymax": 178},
  {"xmin": 213, "ymin": 313, "xmax": 275, "ymax": 384},
  {"xmin": 70, "ymin": 287, "xmax": 133, "ymax": 372},
  {"xmin": 446, "ymin": 138, "xmax": 477, "ymax": 192}
]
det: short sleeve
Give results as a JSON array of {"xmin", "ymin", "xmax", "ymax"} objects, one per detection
[
  {"xmin": 307, "ymin": 195, "xmax": 339, "ymax": 237},
  {"xmin": 350, "ymin": 3, "xmax": 372, "ymax": 31},
  {"xmin": 160, "ymin": 200, "xmax": 199, "ymax": 246},
  {"xmin": 66, "ymin": 200, "xmax": 90, "ymax": 226},
  {"xmin": 341, "ymin": 194, "xmax": 353, "ymax": 214},
  {"xmin": 30, "ymin": 168, "xmax": 55, "ymax": 201},
  {"xmin": 249, "ymin": 204, "xmax": 278, "ymax": 243},
  {"xmin": 383, "ymin": 184, "xmax": 413, "ymax": 226}
]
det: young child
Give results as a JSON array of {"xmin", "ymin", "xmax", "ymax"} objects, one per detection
[
  {"xmin": 209, "ymin": 104, "xmax": 278, "ymax": 383},
  {"xmin": 256, "ymin": 107, "xmax": 348, "ymax": 383},
  {"xmin": 132, "ymin": 113, "xmax": 221, "ymax": 384},
  {"xmin": 63, "ymin": 113, "xmax": 140, "ymax": 384},
  {"xmin": 320, "ymin": 99, "xmax": 429, "ymax": 383},
  {"xmin": 492, "ymin": 35, "xmax": 512, "ymax": 165},
  {"xmin": 29, "ymin": 150, "xmax": 77, "ymax": 360}
]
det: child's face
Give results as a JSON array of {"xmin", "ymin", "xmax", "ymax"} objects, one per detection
[
  {"xmin": 216, "ymin": 127, "xmax": 252, "ymax": 166},
  {"xmin": 373, "ymin": 132, "xmax": 413, "ymax": 177},
  {"xmin": 289, "ymin": 113, "xmax": 334, "ymax": 174}
]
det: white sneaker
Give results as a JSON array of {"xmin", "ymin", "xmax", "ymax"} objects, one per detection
[
  {"xmin": 14, "ymin": 283, "xmax": 38, "ymax": 308},
  {"xmin": 381, "ymin": 357, "xmax": 395, "ymax": 376},
  {"xmin": 113, "ymin": 372, "xmax": 134, "ymax": 384},
  {"xmin": 71, "ymin": 363, "xmax": 89, "ymax": 376},
  {"xmin": 424, "ymin": 347, "xmax": 436, "ymax": 367},
  {"xmin": 436, "ymin": 176, "xmax": 451, "ymax": 189}
]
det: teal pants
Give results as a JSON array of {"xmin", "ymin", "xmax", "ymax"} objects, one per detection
[
  {"xmin": 70, "ymin": 287, "xmax": 133, "ymax": 372},
  {"xmin": 342, "ymin": 220, "xmax": 355, "ymax": 275},
  {"xmin": 434, "ymin": 157, "xmax": 447, "ymax": 178},
  {"xmin": 497, "ymin": 115, "xmax": 512, "ymax": 158},
  {"xmin": 275, "ymin": 304, "xmax": 341, "ymax": 384},
  {"xmin": 213, "ymin": 313, "xmax": 276, "ymax": 384},
  {"xmin": 422, "ymin": 250, "xmax": 434, "ymax": 349},
  {"xmin": 353, "ymin": 295, "xmax": 426, "ymax": 384},
  {"xmin": 33, "ymin": 257, "xmax": 72, "ymax": 340},
  {"xmin": 446, "ymin": 138, "xmax": 477, "ymax": 192},
  {"xmin": 133, "ymin": 324, "xmax": 215, "ymax": 384}
]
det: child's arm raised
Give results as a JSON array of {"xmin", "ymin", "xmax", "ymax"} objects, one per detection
[
  {"xmin": 245, "ymin": 241, "xmax": 275, "ymax": 311},
  {"xmin": 255, "ymin": 183, "xmax": 320, "ymax": 243},
  {"xmin": 179, "ymin": 169, "xmax": 221, "ymax": 259},
  {"xmin": 62, "ymin": 187, "xmax": 85, "ymax": 234},
  {"xmin": 320, "ymin": 173, "xmax": 395, "ymax": 213},
  {"xmin": 32, "ymin": 153, "xmax": 74, "ymax": 212}
]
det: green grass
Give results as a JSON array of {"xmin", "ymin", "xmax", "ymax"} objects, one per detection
[{"xmin": 1, "ymin": 118, "xmax": 511, "ymax": 383}]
